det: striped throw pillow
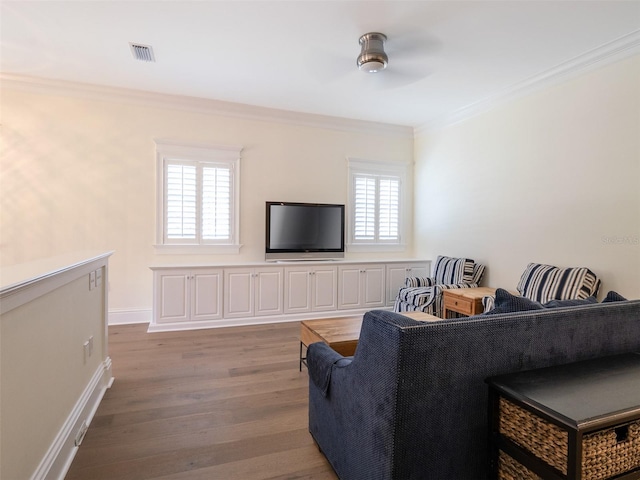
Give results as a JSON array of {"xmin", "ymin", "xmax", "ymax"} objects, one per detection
[
  {"xmin": 432, "ymin": 256, "xmax": 475, "ymax": 285},
  {"xmin": 470, "ymin": 263, "xmax": 486, "ymax": 285},
  {"xmin": 516, "ymin": 263, "xmax": 600, "ymax": 304}
]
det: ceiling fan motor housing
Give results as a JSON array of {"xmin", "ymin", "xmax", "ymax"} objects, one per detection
[{"xmin": 357, "ymin": 32, "xmax": 388, "ymax": 73}]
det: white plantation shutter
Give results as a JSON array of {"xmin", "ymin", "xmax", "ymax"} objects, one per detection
[
  {"xmin": 156, "ymin": 141, "xmax": 241, "ymax": 249},
  {"xmin": 354, "ymin": 176, "xmax": 376, "ymax": 240},
  {"xmin": 378, "ymin": 177, "xmax": 399, "ymax": 241},
  {"xmin": 349, "ymin": 158, "xmax": 405, "ymax": 248},
  {"xmin": 202, "ymin": 166, "xmax": 231, "ymax": 240},
  {"xmin": 166, "ymin": 164, "xmax": 197, "ymax": 239},
  {"xmin": 164, "ymin": 161, "xmax": 233, "ymax": 243}
]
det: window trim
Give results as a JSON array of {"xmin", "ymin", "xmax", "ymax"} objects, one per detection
[
  {"xmin": 347, "ymin": 157, "xmax": 408, "ymax": 253},
  {"xmin": 154, "ymin": 140, "xmax": 242, "ymax": 254}
]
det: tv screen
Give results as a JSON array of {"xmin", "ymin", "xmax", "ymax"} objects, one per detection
[{"xmin": 266, "ymin": 202, "xmax": 345, "ymax": 261}]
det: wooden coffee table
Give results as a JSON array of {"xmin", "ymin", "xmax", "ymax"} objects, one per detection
[{"xmin": 299, "ymin": 311, "xmax": 439, "ymax": 370}]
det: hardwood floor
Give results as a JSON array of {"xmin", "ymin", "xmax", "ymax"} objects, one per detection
[{"xmin": 65, "ymin": 322, "xmax": 338, "ymax": 480}]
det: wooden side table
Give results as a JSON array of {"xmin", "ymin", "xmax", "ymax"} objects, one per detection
[
  {"xmin": 487, "ymin": 353, "xmax": 640, "ymax": 479},
  {"xmin": 442, "ymin": 287, "xmax": 497, "ymax": 317}
]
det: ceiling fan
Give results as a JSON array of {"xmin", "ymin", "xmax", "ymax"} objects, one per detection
[
  {"xmin": 307, "ymin": 29, "xmax": 434, "ymax": 88},
  {"xmin": 357, "ymin": 32, "xmax": 388, "ymax": 73},
  {"xmin": 353, "ymin": 30, "xmax": 435, "ymax": 88}
]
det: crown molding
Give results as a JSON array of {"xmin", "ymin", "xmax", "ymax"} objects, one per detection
[
  {"xmin": 416, "ymin": 29, "xmax": 640, "ymax": 135},
  {"xmin": 0, "ymin": 74, "xmax": 413, "ymax": 138}
]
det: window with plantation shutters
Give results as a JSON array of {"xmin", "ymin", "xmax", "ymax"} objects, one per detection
[
  {"xmin": 155, "ymin": 141, "xmax": 242, "ymax": 253},
  {"xmin": 166, "ymin": 163, "xmax": 197, "ymax": 240},
  {"xmin": 348, "ymin": 158, "xmax": 407, "ymax": 251}
]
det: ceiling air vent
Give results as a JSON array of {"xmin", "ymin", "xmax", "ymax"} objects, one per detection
[{"xmin": 129, "ymin": 43, "xmax": 155, "ymax": 62}]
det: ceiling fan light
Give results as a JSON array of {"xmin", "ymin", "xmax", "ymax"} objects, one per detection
[
  {"xmin": 357, "ymin": 32, "xmax": 388, "ymax": 73},
  {"xmin": 359, "ymin": 59, "xmax": 386, "ymax": 73}
]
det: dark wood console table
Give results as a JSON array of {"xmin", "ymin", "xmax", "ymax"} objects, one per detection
[{"xmin": 487, "ymin": 353, "xmax": 640, "ymax": 480}]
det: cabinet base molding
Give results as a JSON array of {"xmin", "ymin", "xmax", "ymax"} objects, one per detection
[{"xmin": 147, "ymin": 306, "xmax": 392, "ymax": 333}]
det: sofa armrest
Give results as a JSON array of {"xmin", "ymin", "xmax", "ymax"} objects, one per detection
[
  {"xmin": 307, "ymin": 342, "xmax": 352, "ymax": 397},
  {"xmin": 396, "ymin": 284, "xmax": 437, "ymax": 307},
  {"xmin": 307, "ymin": 310, "xmax": 416, "ymax": 479},
  {"xmin": 404, "ymin": 276, "xmax": 436, "ymax": 288}
]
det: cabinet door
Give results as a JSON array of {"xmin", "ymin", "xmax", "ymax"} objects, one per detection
[
  {"xmin": 155, "ymin": 270, "xmax": 190, "ymax": 323},
  {"xmin": 312, "ymin": 267, "xmax": 338, "ymax": 311},
  {"xmin": 386, "ymin": 263, "xmax": 430, "ymax": 306},
  {"xmin": 284, "ymin": 268, "xmax": 312, "ymax": 314},
  {"xmin": 361, "ymin": 265, "xmax": 385, "ymax": 308},
  {"xmin": 192, "ymin": 270, "xmax": 223, "ymax": 321},
  {"xmin": 338, "ymin": 265, "xmax": 386, "ymax": 310},
  {"xmin": 224, "ymin": 269, "xmax": 254, "ymax": 318},
  {"xmin": 254, "ymin": 268, "xmax": 283, "ymax": 316},
  {"xmin": 338, "ymin": 266, "xmax": 362, "ymax": 309}
]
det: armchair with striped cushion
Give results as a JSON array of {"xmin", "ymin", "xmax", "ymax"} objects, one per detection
[
  {"xmin": 394, "ymin": 256, "xmax": 486, "ymax": 318},
  {"xmin": 482, "ymin": 262, "xmax": 601, "ymax": 312}
]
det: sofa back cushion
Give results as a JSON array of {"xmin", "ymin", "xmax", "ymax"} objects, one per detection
[
  {"xmin": 433, "ymin": 256, "xmax": 475, "ymax": 285},
  {"xmin": 517, "ymin": 263, "xmax": 600, "ymax": 303}
]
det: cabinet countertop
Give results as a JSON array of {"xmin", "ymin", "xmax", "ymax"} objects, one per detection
[{"xmin": 149, "ymin": 258, "xmax": 430, "ymax": 270}]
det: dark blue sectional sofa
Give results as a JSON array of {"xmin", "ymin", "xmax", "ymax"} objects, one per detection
[{"xmin": 307, "ymin": 298, "xmax": 640, "ymax": 480}]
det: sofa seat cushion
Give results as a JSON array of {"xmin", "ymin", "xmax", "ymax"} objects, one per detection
[
  {"xmin": 544, "ymin": 296, "xmax": 598, "ymax": 308},
  {"xmin": 517, "ymin": 263, "xmax": 600, "ymax": 303}
]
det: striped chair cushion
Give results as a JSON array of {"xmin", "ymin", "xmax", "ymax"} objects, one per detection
[
  {"xmin": 482, "ymin": 295, "xmax": 495, "ymax": 312},
  {"xmin": 516, "ymin": 263, "xmax": 600, "ymax": 304},
  {"xmin": 433, "ymin": 256, "xmax": 475, "ymax": 285},
  {"xmin": 404, "ymin": 277, "xmax": 436, "ymax": 288}
]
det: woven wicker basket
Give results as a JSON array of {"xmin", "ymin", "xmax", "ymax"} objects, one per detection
[
  {"xmin": 498, "ymin": 397, "xmax": 640, "ymax": 480},
  {"xmin": 498, "ymin": 450, "xmax": 541, "ymax": 480}
]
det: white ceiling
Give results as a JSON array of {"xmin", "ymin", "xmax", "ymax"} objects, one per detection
[{"xmin": 2, "ymin": 1, "xmax": 640, "ymax": 128}]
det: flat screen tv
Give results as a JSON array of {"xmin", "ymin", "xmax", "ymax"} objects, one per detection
[{"xmin": 265, "ymin": 202, "xmax": 345, "ymax": 261}]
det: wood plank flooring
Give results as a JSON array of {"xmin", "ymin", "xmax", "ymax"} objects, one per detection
[{"xmin": 65, "ymin": 322, "xmax": 338, "ymax": 480}]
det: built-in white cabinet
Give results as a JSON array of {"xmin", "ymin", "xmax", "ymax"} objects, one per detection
[
  {"xmin": 338, "ymin": 264, "xmax": 386, "ymax": 310},
  {"xmin": 150, "ymin": 260, "xmax": 430, "ymax": 331},
  {"xmin": 386, "ymin": 262, "xmax": 430, "ymax": 305},
  {"xmin": 154, "ymin": 268, "xmax": 223, "ymax": 324},
  {"xmin": 284, "ymin": 265, "xmax": 338, "ymax": 314},
  {"xmin": 224, "ymin": 267, "xmax": 283, "ymax": 318}
]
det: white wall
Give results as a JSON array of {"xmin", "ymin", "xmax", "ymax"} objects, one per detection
[
  {"xmin": 1, "ymin": 253, "xmax": 112, "ymax": 480},
  {"xmin": 414, "ymin": 54, "xmax": 640, "ymax": 298},
  {"xmin": 0, "ymin": 82, "xmax": 414, "ymax": 314}
]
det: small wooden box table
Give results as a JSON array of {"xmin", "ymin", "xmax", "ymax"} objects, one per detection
[
  {"xmin": 442, "ymin": 287, "xmax": 498, "ymax": 317},
  {"xmin": 487, "ymin": 353, "xmax": 640, "ymax": 480},
  {"xmin": 299, "ymin": 311, "xmax": 439, "ymax": 370}
]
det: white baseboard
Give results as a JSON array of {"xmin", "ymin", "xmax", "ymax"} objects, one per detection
[
  {"xmin": 146, "ymin": 306, "xmax": 393, "ymax": 333},
  {"xmin": 108, "ymin": 308, "xmax": 151, "ymax": 325},
  {"xmin": 31, "ymin": 358, "xmax": 113, "ymax": 480}
]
